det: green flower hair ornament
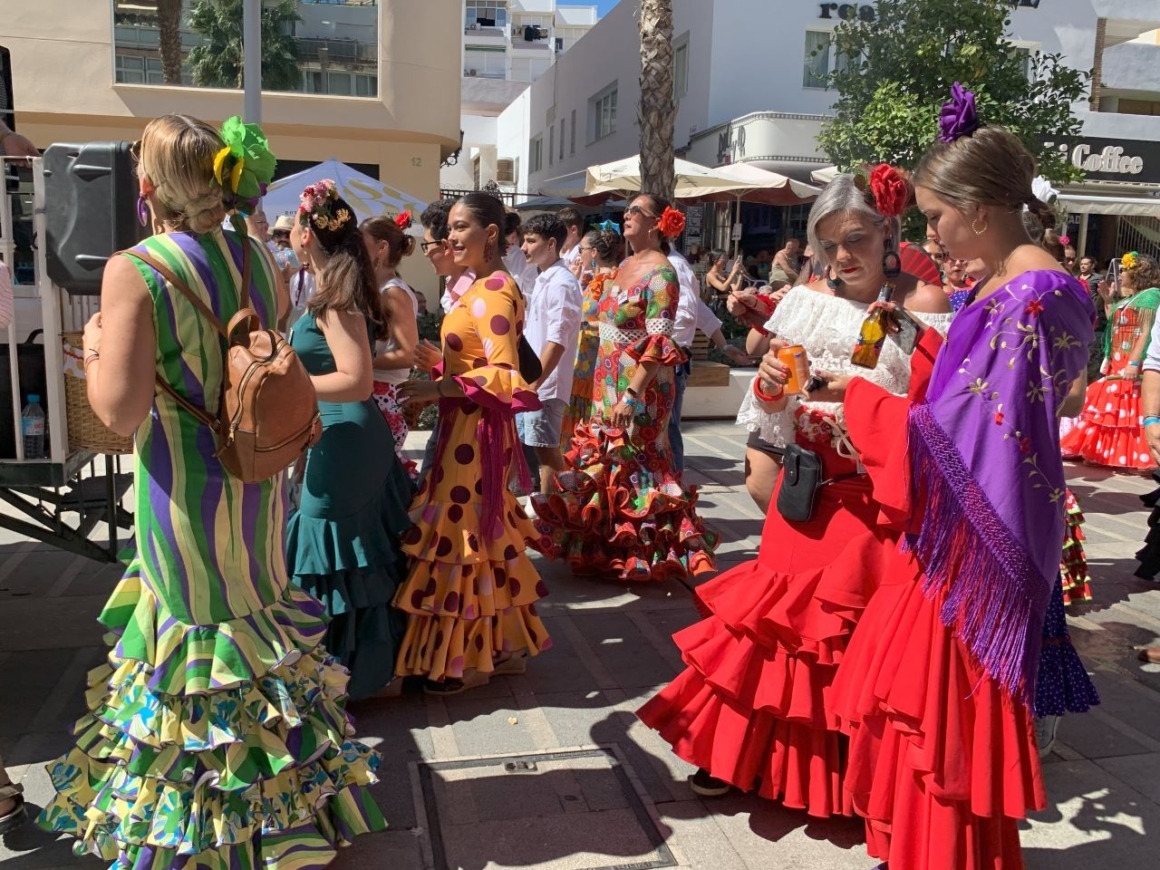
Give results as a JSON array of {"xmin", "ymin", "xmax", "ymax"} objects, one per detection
[{"xmin": 213, "ymin": 116, "xmax": 277, "ymax": 216}]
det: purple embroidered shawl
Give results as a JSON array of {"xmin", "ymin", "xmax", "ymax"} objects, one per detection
[{"xmin": 905, "ymin": 270, "xmax": 1094, "ymax": 701}]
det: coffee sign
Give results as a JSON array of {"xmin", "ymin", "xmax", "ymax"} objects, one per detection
[{"xmin": 1042, "ymin": 136, "xmax": 1160, "ymax": 185}]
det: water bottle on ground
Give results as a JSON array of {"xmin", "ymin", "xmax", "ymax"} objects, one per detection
[{"xmin": 22, "ymin": 394, "xmax": 45, "ymax": 459}]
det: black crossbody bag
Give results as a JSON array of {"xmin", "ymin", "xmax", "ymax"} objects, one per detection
[{"xmin": 772, "ymin": 443, "xmax": 861, "ymax": 523}]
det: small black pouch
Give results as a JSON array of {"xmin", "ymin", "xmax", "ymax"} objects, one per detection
[
  {"xmin": 776, "ymin": 443, "xmax": 825, "ymax": 523},
  {"xmin": 517, "ymin": 334, "xmax": 542, "ymax": 384}
]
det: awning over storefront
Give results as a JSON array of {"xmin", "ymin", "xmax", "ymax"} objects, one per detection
[{"xmin": 1057, "ymin": 192, "xmax": 1160, "ymax": 217}]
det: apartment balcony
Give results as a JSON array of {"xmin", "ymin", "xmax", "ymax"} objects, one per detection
[
  {"xmin": 464, "ymin": 24, "xmax": 508, "ymax": 43},
  {"xmin": 296, "ymin": 37, "xmax": 377, "ymax": 67},
  {"xmin": 1102, "ymin": 41, "xmax": 1160, "ymax": 97}
]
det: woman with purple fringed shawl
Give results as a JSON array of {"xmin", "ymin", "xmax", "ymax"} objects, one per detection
[
  {"xmin": 826, "ymin": 84, "xmax": 1095, "ymax": 870},
  {"xmin": 395, "ymin": 192, "xmax": 551, "ymax": 695}
]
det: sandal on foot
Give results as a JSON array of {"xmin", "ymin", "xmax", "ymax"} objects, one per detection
[
  {"xmin": 689, "ymin": 768, "xmax": 731, "ymax": 797},
  {"xmin": 1138, "ymin": 647, "xmax": 1160, "ymax": 664},
  {"xmin": 492, "ymin": 652, "xmax": 529, "ymax": 676},
  {"xmin": 0, "ymin": 781, "xmax": 27, "ymax": 837},
  {"xmin": 424, "ymin": 670, "xmax": 490, "ymax": 696}
]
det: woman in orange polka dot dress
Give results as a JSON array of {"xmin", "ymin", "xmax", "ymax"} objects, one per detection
[
  {"xmin": 1062, "ymin": 252, "xmax": 1160, "ymax": 471},
  {"xmin": 534, "ymin": 194, "xmax": 718, "ymax": 582},
  {"xmin": 396, "ymin": 192, "xmax": 550, "ymax": 694}
]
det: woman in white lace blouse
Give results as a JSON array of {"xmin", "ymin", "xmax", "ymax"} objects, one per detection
[{"xmin": 639, "ymin": 174, "xmax": 951, "ymax": 807}]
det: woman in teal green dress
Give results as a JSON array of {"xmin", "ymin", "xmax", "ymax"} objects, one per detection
[
  {"xmin": 38, "ymin": 115, "xmax": 385, "ymax": 868},
  {"xmin": 286, "ymin": 179, "xmax": 414, "ymax": 700}
]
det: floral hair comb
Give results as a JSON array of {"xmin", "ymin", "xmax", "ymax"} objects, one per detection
[
  {"xmin": 938, "ymin": 82, "xmax": 980, "ymax": 143},
  {"xmin": 598, "ymin": 219, "xmax": 621, "ymax": 235},
  {"xmin": 657, "ymin": 206, "xmax": 686, "ymax": 239},
  {"xmin": 394, "ymin": 211, "xmax": 413, "ymax": 230},
  {"xmin": 1122, "ymin": 251, "xmax": 1140, "ymax": 270},
  {"xmin": 298, "ymin": 179, "xmax": 351, "ymax": 232},
  {"xmin": 213, "ymin": 116, "xmax": 276, "ymax": 216}
]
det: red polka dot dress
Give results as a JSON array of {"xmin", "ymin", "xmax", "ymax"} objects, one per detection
[
  {"xmin": 533, "ymin": 263, "xmax": 718, "ymax": 581},
  {"xmin": 1061, "ymin": 286, "xmax": 1159, "ymax": 470},
  {"xmin": 393, "ymin": 273, "xmax": 551, "ymax": 682}
]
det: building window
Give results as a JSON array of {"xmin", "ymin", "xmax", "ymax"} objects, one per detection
[
  {"xmin": 803, "ymin": 31, "xmax": 831, "ymax": 89},
  {"xmin": 590, "ymin": 85, "xmax": 618, "ymax": 142},
  {"xmin": 473, "ymin": 156, "xmax": 482, "ymax": 189},
  {"xmin": 115, "ymin": 54, "xmax": 165, "ymax": 85},
  {"xmin": 673, "ymin": 36, "xmax": 689, "ymax": 100},
  {"xmin": 497, "ymin": 158, "xmax": 516, "ymax": 183},
  {"xmin": 559, "ymin": 119, "xmax": 565, "ymax": 160},
  {"xmin": 465, "ymin": 47, "xmax": 507, "ymax": 79},
  {"xmin": 570, "ymin": 109, "xmax": 576, "ymax": 154},
  {"xmin": 530, "ymin": 135, "xmax": 544, "ymax": 173},
  {"xmin": 1118, "ymin": 98, "xmax": 1160, "ymax": 116},
  {"xmin": 466, "ymin": 0, "xmax": 508, "ymax": 29},
  {"xmin": 549, "ymin": 125, "xmax": 554, "ymax": 165},
  {"xmin": 356, "ymin": 74, "xmax": 377, "ymax": 97},
  {"xmin": 1009, "ymin": 43, "xmax": 1038, "ymax": 81}
]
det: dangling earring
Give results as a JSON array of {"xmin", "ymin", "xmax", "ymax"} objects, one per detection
[
  {"xmin": 590, "ymin": 258, "xmax": 597, "ymax": 270},
  {"xmin": 972, "ymin": 217, "xmax": 988, "ymax": 236},
  {"xmin": 825, "ymin": 266, "xmax": 844, "ymax": 292},
  {"xmin": 136, "ymin": 194, "xmax": 149, "ymax": 227},
  {"xmin": 882, "ymin": 249, "xmax": 902, "ymax": 279}
]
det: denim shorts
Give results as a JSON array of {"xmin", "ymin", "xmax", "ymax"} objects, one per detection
[{"xmin": 518, "ymin": 398, "xmax": 567, "ymax": 448}]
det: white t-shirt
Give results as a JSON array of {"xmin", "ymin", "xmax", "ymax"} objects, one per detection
[
  {"xmin": 525, "ymin": 259, "xmax": 583, "ymax": 403},
  {"xmin": 374, "ymin": 276, "xmax": 420, "ymax": 386},
  {"xmin": 669, "ymin": 250, "xmax": 702, "ymax": 348}
]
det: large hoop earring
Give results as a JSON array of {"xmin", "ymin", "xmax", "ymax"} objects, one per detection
[
  {"xmin": 972, "ymin": 217, "xmax": 988, "ymax": 236},
  {"xmin": 136, "ymin": 194, "xmax": 149, "ymax": 227},
  {"xmin": 825, "ymin": 266, "xmax": 844, "ymax": 292}
]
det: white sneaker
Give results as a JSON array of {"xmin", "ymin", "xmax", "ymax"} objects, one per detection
[{"xmin": 1034, "ymin": 715, "xmax": 1060, "ymax": 758}]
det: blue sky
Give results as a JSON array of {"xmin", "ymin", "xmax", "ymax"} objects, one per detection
[{"xmin": 595, "ymin": 0, "xmax": 620, "ymax": 15}]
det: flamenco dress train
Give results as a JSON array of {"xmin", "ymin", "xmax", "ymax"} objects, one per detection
[
  {"xmin": 534, "ymin": 264, "xmax": 717, "ymax": 582},
  {"xmin": 393, "ymin": 273, "xmax": 552, "ymax": 682},
  {"xmin": 558, "ymin": 270, "xmax": 612, "ymax": 451},
  {"xmin": 37, "ymin": 230, "xmax": 384, "ymax": 869},
  {"xmin": 287, "ymin": 311, "xmax": 414, "ymax": 700}
]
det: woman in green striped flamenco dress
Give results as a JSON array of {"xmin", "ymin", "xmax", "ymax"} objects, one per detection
[{"xmin": 37, "ymin": 114, "xmax": 385, "ymax": 868}]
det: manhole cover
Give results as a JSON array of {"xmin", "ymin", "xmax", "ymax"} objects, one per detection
[{"xmin": 416, "ymin": 745, "xmax": 678, "ymax": 870}]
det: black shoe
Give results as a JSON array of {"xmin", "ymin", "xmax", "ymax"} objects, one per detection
[{"xmin": 689, "ymin": 768, "xmax": 731, "ymax": 797}]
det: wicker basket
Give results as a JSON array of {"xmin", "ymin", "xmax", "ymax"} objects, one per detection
[{"xmin": 61, "ymin": 331, "xmax": 134, "ymax": 455}]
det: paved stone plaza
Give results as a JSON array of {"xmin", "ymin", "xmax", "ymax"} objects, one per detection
[{"xmin": 1, "ymin": 420, "xmax": 1158, "ymax": 870}]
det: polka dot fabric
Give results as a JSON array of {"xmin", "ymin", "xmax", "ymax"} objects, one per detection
[
  {"xmin": 533, "ymin": 264, "xmax": 719, "ymax": 582},
  {"xmin": 1061, "ymin": 288, "xmax": 1160, "ymax": 471},
  {"xmin": 393, "ymin": 274, "xmax": 551, "ymax": 681}
]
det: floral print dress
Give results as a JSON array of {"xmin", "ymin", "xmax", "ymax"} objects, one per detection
[{"xmin": 534, "ymin": 263, "xmax": 717, "ymax": 581}]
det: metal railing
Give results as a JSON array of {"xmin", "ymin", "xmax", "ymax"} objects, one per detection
[{"xmin": 1116, "ymin": 216, "xmax": 1160, "ymax": 263}]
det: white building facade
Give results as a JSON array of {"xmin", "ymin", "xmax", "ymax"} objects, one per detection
[
  {"xmin": 497, "ymin": 0, "xmax": 1160, "ymax": 261},
  {"xmin": 441, "ymin": 0, "xmax": 597, "ymax": 194}
]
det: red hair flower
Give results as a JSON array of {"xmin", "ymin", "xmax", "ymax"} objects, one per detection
[
  {"xmin": 395, "ymin": 211, "xmax": 413, "ymax": 230},
  {"xmin": 657, "ymin": 206, "xmax": 686, "ymax": 239},
  {"xmin": 869, "ymin": 164, "xmax": 909, "ymax": 218}
]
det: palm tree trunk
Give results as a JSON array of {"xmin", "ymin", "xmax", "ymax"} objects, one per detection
[
  {"xmin": 638, "ymin": 0, "xmax": 675, "ymax": 201},
  {"xmin": 157, "ymin": 0, "xmax": 184, "ymax": 85}
]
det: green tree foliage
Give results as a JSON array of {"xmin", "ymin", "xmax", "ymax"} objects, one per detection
[
  {"xmin": 817, "ymin": 0, "xmax": 1090, "ymax": 184},
  {"xmin": 187, "ymin": 0, "xmax": 301, "ymax": 92}
]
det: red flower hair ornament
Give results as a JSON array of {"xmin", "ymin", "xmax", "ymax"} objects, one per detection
[
  {"xmin": 394, "ymin": 211, "xmax": 413, "ymax": 230},
  {"xmin": 868, "ymin": 164, "xmax": 909, "ymax": 218},
  {"xmin": 657, "ymin": 206, "xmax": 686, "ymax": 239}
]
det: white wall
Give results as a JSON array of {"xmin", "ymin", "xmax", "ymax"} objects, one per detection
[{"xmin": 496, "ymin": 87, "xmax": 533, "ymax": 196}]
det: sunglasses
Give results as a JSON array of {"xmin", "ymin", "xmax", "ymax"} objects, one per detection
[
  {"xmin": 625, "ymin": 204, "xmax": 656, "ymax": 219},
  {"xmin": 420, "ymin": 239, "xmax": 447, "ymax": 254}
]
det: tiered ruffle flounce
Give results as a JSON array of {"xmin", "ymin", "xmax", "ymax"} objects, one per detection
[
  {"xmin": 638, "ymin": 472, "xmax": 893, "ymax": 817},
  {"xmin": 287, "ymin": 455, "xmax": 414, "ymax": 700},
  {"xmin": 1061, "ymin": 376, "xmax": 1155, "ymax": 469},
  {"xmin": 533, "ymin": 421, "xmax": 718, "ymax": 582},
  {"xmin": 393, "ymin": 486, "xmax": 551, "ymax": 681},
  {"xmin": 1060, "ymin": 489, "xmax": 1092, "ymax": 605},
  {"xmin": 37, "ymin": 571, "xmax": 385, "ymax": 870}
]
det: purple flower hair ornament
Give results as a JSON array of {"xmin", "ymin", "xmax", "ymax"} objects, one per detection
[{"xmin": 938, "ymin": 82, "xmax": 980, "ymax": 143}]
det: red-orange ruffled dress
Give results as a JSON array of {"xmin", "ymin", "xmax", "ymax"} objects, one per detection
[
  {"xmin": 533, "ymin": 263, "xmax": 717, "ymax": 582},
  {"xmin": 638, "ymin": 288, "xmax": 944, "ymax": 817},
  {"xmin": 393, "ymin": 273, "xmax": 551, "ymax": 682}
]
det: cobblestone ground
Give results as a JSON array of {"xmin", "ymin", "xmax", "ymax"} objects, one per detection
[{"xmin": 1, "ymin": 420, "xmax": 1158, "ymax": 869}]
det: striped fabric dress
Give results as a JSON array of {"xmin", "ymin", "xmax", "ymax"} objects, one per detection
[{"xmin": 37, "ymin": 229, "xmax": 386, "ymax": 869}]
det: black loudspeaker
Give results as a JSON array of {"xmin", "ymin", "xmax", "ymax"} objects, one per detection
[
  {"xmin": 0, "ymin": 46, "xmax": 15, "ymax": 133},
  {"xmin": 43, "ymin": 141, "xmax": 141, "ymax": 296}
]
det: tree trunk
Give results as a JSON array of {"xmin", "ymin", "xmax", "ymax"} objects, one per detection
[
  {"xmin": 638, "ymin": 0, "xmax": 675, "ymax": 201},
  {"xmin": 157, "ymin": 0, "xmax": 184, "ymax": 85}
]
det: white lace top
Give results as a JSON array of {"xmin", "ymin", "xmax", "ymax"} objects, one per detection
[{"xmin": 736, "ymin": 285, "xmax": 955, "ymax": 447}]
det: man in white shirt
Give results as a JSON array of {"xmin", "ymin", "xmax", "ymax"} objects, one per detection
[
  {"xmin": 669, "ymin": 247, "xmax": 750, "ymax": 472},
  {"xmin": 558, "ymin": 206, "xmax": 584, "ymax": 270},
  {"xmin": 503, "ymin": 212, "xmax": 539, "ymax": 299},
  {"xmin": 520, "ymin": 213, "xmax": 583, "ymax": 493}
]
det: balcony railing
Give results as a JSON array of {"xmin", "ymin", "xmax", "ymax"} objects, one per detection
[
  {"xmin": 294, "ymin": 37, "xmax": 378, "ymax": 65},
  {"xmin": 1102, "ymin": 42, "xmax": 1160, "ymax": 96}
]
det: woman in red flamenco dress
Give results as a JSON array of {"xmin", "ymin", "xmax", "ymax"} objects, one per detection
[
  {"xmin": 828, "ymin": 90, "xmax": 1095, "ymax": 870},
  {"xmin": 638, "ymin": 167, "xmax": 951, "ymax": 810}
]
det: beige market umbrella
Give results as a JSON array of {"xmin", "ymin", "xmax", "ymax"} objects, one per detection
[{"xmin": 585, "ymin": 154, "xmax": 753, "ymax": 199}]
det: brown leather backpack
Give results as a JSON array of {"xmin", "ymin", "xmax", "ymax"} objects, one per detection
[{"xmin": 122, "ymin": 243, "xmax": 321, "ymax": 483}]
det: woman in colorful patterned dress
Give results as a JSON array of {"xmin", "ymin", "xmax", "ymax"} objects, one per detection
[
  {"xmin": 829, "ymin": 89, "xmax": 1094, "ymax": 870},
  {"xmin": 38, "ymin": 115, "xmax": 384, "ymax": 868},
  {"xmin": 362, "ymin": 212, "xmax": 420, "ymax": 478},
  {"xmin": 559, "ymin": 227, "xmax": 620, "ymax": 451},
  {"xmin": 395, "ymin": 191, "xmax": 550, "ymax": 694},
  {"xmin": 639, "ymin": 170, "xmax": 952, "ymax": 806},
  {"xmin": 286, "ymin": 181, "xmax": 414, "ymax": 701},
  {"xmin": 1061, "ymin": 252, "xmax": 1160, "ymax": 470},
  {"xmin": 534, "ymin": 194, "xmax": 718, "ymax": 582}
]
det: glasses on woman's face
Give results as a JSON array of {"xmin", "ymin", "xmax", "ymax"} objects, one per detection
[
  {"xmin": 420, "ymin": 239, "xmax": 446, "ymax": 255},
  {"xmin": 625, "ymin": 204, "xmax": 656, "ymax": 220}
]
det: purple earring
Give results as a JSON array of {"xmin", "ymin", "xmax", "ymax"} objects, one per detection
[{"xmin": 136, "ymin": 194, "xmax": 149, "ymax": 227}]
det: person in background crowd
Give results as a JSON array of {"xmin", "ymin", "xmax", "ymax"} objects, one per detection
[
  {"xmin": 705, "ymin": 248, "xmax": 745, "ymax": 304},
  {"xmin": 830, "ymin": 91, "xmax": 1093, "ymax": 870},
  {"xmin": 0, "ymin": 118, "xmax": 37, "ymax": 158},
  {"xmin": 503, "ymin": 211, "xmax": 538, "ymax": 298},
  {"xmin": 534, "ymin": 193, "xmax": 718, "ymax": 583},
  {"xmin": 284, "ymin": 215, "xmax": 318, "ymax": 331},
  {"xmin": 1064, "ymin": 244, "xmax": 1078, "ymax": 273},
  {"xmin": 245, "ymin": 207, "xmax": 270, "ymax": 245},
  {"xmin": 39, "ymin": 115, "xmax": 386, "ymax": 864},
  {"xmin": 1078, "ymin": 255, "xmax": 1101, "ymax": 289},
  {"xmin": 1078, "ymin": 255, "xmax": 1109, "ymax": 381},
  {"xmin": 1062, "ymin": 251, "xmax": 1160, "ymax": 471},
  {"xmin": 286, "ymin": 180, "xmax": 414, "ymax": 701},
  {"xmin": 752, "ymin": 249, "xmax": 771, "ymax": 282},
  {"xmin": 362, "ymin": 212, "xmax": 420, "ymax": 477},
  {"xmin": 270, "ymin": 212, "xmax": 300, "ymax": 274},
  {"xmin": 396, "ymin": 192, "xmax": 549, "ymax": 694},
  {"xmin": 560, "ymin": 227, "xmax": 620, "ymax": 451},
  {"xmin": 768, "ymin": 237, "xmax": 802, "ymax": 288},
  {"xmin": 559, "ymin": 205, "xmax": 585, "ymax": 270},
  {"xmin": 796, "ymin": 242, "xmax": 824, "ymax": 285},
  {"xmin": 922, "ymin": 238, "xmax": 947, "ymax": 276},
  {"xmin": 943, "ymin": 256, "xmax": 973, "ymax": 312},
  {"xmin": 519, "ymin": 213, "xmax": 583, "ymax": 495}
]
